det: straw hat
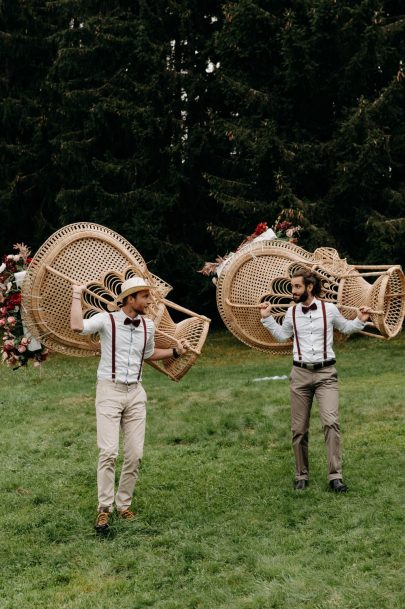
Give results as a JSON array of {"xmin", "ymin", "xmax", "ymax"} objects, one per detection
[{"xmin": 115, "ymin": 276, "xmax": 155, "ymax": 304}]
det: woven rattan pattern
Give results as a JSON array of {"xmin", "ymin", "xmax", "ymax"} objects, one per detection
[
  {"xmin": 148, "ymin": 314, "xmax": 210, "ymax": 381},
  {"xmin": 21, "ymin": 223, "xmax": 210, "ymax": 380},
  {"xmin": 81, "ymin": 269, "xmax": 210, "ymax": 380},
  {"xmin": 216, "ymin": 239, "xmax": 405, "ymax": 353},
  {"xmin": 21, "ymin": 223, "xmax": 153, "ymax": 356}
]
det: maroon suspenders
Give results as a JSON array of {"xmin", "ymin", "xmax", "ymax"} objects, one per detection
[
  {"xmin": 109, "ymin": 313, "xmax": 117, "ymax": 380},
  {"xmin": 320, "ymin": 300, "xmax": 327, "ymax": 361},
  {"xmin": 292, "ymin": 305, "xmax": 302, "ymax": 361},
  {"xmin": 138, "ymin": 317, "xmax": 147, "ymax": 381},
  {"xmin": 108, "ymin": 314, "xmax": 147, "ymax": 382},
  {"xmin": 292, "ymin": 301, "xmax": 327, "ymax": 362}
]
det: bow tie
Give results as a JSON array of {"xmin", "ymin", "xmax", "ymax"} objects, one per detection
[
  {"xmin": 302, "ymin": 303, "xmax": 317, "ymax": 314},
  {"xmin": 124, "ymin": 317, "xmax": 140, "ymax": 327}
]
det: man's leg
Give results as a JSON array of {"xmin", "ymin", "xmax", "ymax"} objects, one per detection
[
  {"xmin": 314, "ymin": 366, "xmax": 342, "ymax": 481},
  {"xmin": 290, "ymin": 367, "xmax": 314, "ymax": 481},
  {"xmin": 95, "ymin": 380, "xmax": 123, "ymax": 512},
  {"xmin": 115, "ymin": 383, "xmax": 147, "ymax": 512}
]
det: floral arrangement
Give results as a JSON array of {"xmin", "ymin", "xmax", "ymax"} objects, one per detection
[
  {"xmin": 273, "ymin": 208, "xmax": 303, "ymax": 242},
  {"xmin": 199, "ymin": 209, "xmax": 303, "ymax": 280},
  {"xmin": 0, "ymin": 243, "xmax": 48, "ymax": 368}
]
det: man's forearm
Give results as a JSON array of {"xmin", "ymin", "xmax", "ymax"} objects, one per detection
[
  {"xmin": 70, "ymin": 291, "xmax": 84, "ymax": 332},
  {"xmin": 261, "ymin": 315, "xmax": 293, "ymax": 342},
  {"xmin": 147, "ymin": 347, "xmax": 180, "ymax": 361}
]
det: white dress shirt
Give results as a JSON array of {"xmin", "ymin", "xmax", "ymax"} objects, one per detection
[
  {"xmin": 261, "ymin": 298, "xmax": 365, "ymax": 362},
  {"xmin": 80, "ymin": 310, "xmax": 155, "ymax": 383}
]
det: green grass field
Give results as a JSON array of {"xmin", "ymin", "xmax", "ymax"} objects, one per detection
[{"xmin": 0, "ymin": 329, "xmax": 404, "ymax": 609}]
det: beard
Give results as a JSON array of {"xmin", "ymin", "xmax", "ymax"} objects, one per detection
[{"xmin": 293, "ymin": 289, "xmax": 309, "ymax": 303}]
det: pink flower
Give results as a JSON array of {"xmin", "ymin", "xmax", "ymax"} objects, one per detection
[
  {"xmin": 0, "ymin": 319, "xmax": 5, "ymax": 327},
  {"xmin": 18, "ymin": 345, "xmax": 27, "ymax": 353},
  {"xmin": 3, "ymin": 339, "xmax": 14, "ymax": 350},
  {"xmin": 0, "ymin": 307, "xmax": 6, "ymax": 316},
  {"xmin": 7, "ymin": 316, "xmax": 16, "ymax": 325},
  {"xmin": 20, "ymin": 337, "xmax": 29, "ymax": 346}
]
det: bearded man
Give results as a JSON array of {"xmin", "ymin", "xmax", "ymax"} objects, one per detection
[{"xmin": 260, "ymin": 269, "xmax": 371, "ymax": 492}]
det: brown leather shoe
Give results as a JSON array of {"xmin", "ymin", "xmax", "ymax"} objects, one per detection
[
  {"xmin": 95, "ymin": 509, "xmax": 110, "ymax": 531},
  {"xmin": 118, "ymin": 508, "xmax": 135, "ymax": 520}
]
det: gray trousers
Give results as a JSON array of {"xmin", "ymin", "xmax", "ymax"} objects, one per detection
[
  {"xmin": 95, "ymin": 379, "xmax": 147, "ymax": 511},
  {"xmin": 290, "ymin": 365, "xmax": 342, "ymax": 481}
]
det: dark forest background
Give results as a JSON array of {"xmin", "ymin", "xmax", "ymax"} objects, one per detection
[{"xmin": 1, "ymin": 0, "xmax": 404, "ymax": 318}]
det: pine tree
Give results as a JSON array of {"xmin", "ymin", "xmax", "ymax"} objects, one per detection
[
  {"xmin": 205, "ymin": 1, "xmax": 405, "ymax": 263},
  {"xmin": 46, "ymin": 0, "xmax": 223, "ymax": 310},
  {"xmin": 0, "ymin": 0, "xmax": 60, "ymax": 250}
]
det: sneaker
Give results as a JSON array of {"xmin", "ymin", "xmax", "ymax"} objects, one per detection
[
  {"xmin": 95, "ymin": 509, "xmax": 110, "ymax": 531},
  {"xmin": 118, "ymin": 508, "xmax": 135, "ymax": 520}
]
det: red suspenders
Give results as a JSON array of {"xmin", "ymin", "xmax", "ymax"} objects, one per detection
[
  {"xmin": 292, "ymin": 305, "xmax": 302, "ymax": 361},
  {"xmin": 321, "ymin": 300, "xmax": 327, "ymax": 360},
  {"xmin": 108, "ymin": 314, "xmax": 147, "ymax": 382},
  {"xmin": 109, "ymin": 313, "xmax": 117, "ymax": 380},
  {"xmin": 292, "ymin": 301, "xmax": 327, "ymax": 362},
  {"xmin": 138, "ymin": 317, "xmax": 148, "ymax": 381}
]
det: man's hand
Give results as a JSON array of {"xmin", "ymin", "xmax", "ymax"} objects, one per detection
[
  {"xmin": 357, "ymin": 306, "xmax": 372, "ymax": 322},
  {"xmin": 72, "ymin": 284, "xmax": 86, "ymax": 297},
  {"xmin": 259, "ymin": 302, "xmax": 272, "ymax": 319},
  {"xmin": 175, "ymin": 339, "xmax": 190, "ymax": 356}
]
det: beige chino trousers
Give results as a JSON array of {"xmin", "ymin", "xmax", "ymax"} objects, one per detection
[
  {"xmin": 290, "ymin": 365, "xmax": 342, "ymax": 481},
  {"xmin": 95, "ymin": 379, "xmax": 147, "ymax": 512}
]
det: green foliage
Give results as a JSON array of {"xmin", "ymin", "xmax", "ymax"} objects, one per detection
[
  {"xmin": 206, "ymin": 0, "xmax": 405, "ymax": 263},
  {"xmin": 0, "ymin": 1, "xmax": 404, "ymax": 315}
]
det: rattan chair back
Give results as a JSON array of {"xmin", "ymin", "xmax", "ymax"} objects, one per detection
[
  {"xmin": 21, "ymin": 222, "xmax": 210, "ymax": 381},
  {"xmin": 216, "ymin": 239, "xmax": 405, "ymax": 353}
]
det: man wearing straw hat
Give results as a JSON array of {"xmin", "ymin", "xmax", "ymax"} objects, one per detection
[
  {"xmin": 70, "ymin": 276, "xmax": 190, "ymax": 531},
  {"xmin": 260, "ymin": 269, "xmax": 371, "ymax": 493}
]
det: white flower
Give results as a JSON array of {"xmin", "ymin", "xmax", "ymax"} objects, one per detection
[
  {"xmin": 254, "ymin": 228, "xmax": 277, "ymax": 241},
  {"xmin": 0, "ymin": 263, "xmax": 5, "ymax": 273}
]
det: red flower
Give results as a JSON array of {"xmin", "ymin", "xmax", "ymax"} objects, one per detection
[
  {"xmin": 253, "ymin": 222, "xmax": 268, "ymax": 236},
  {"xmin": 7, "ymin": 293, "xmax": 21, "ymax": 307}
]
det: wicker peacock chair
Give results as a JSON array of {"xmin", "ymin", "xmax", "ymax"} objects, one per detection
[
  {"xmin": 216, "ymin": 239, "xmax": 405, "ymax": 354},
  {"xmin": 21, "ymin": 222, "xmax": 210, "ymax": 381}
]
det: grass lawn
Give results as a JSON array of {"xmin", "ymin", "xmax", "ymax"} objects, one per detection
[{"xmin": 0, "ymin": 329, "xmax": 404, "ymax": 609}]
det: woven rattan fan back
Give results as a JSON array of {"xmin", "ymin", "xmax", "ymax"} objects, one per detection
[
  {"xmin": 21, "ymin": 222, "xmax": 210, "ymax": 381},
  {"xmin": 79, "ymin": 267, "xmax": 210, "ymax": 381},
  {"xmin": 216, "ymin": 239, "xmax": 405, "ymax": 353},
  {"xmin": 21, "ymin": 222, "xmax": 161, "ymax": 357}
]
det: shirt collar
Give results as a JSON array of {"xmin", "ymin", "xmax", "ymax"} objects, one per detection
[{"xmin": 117, "ymin": 308, "xmax": 140, "ymax": 321}]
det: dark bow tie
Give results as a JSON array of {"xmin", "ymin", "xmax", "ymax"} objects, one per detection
[
  {"xmin": 302, "ymin": 303, "xmax": 317, "ymax": 314},
  {"xmin": 124, "ymin": 317, "xmax": 140, "ymax": 327}
]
